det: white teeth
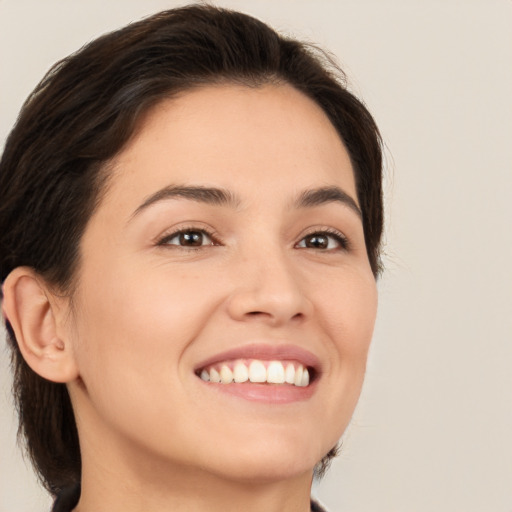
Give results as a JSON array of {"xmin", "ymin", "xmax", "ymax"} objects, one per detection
[
  {"xmin": 220, "ymin": 365, "xmax": 233, "ymax": 384},
  {"xmin": 300, "ymin": 368, "xmax": 310, "ymax": 387},
  {"xmin": 267, "ymin": 361, "xmax": 285, "ymax": 384},
  {"xmin": 233, "ymin": 361, "xmax": 249, "ymax": 383},
  {"xmin": 200, "ymin": 360, "xmax": 311, "ymax": 387},
  {"xmin": 285, "ymin": 363, "xmax": 295, "ymax": 384},
  {"xmin": 210, "ymin": 367, "xmax": 221, "ymax": 383},
  {"xmin": 248, "ymin": 360, "xmax": 267, "ymax": 383},
  {"xmin": 294, "ymin": 365, "xmax": 303, "ymax": 387}
]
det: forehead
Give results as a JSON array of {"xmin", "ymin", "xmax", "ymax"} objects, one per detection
[{"xmin": 104, "ymin": 83, "xmax": 357, "ymax": 210}]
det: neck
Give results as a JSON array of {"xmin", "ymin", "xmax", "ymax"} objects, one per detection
[
  {"xmin": 74, "ymin": 432, "xmax": 313, "ymax": 512},
  {"xmin": 76, "ymin": 460, "xmax": 313, "ymax": 512}
]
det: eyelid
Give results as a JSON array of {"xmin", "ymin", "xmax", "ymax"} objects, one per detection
[
  {"xmin": 156, "ymin": 224, "xmax": 220, "ymax": 247},
  {"xmin": 295, "ymin": 227, "xmax": 350, "ymax": 251},
  {"xmin": 154, "ymin": 223, "xmax": 349, "ymax": 250}
]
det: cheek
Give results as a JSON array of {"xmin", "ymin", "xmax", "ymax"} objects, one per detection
[
  {"xmin": 315, "ymin": 269, "xmax": 377, "ymax": 433},
  {"xmin": 67, "ymin": 268, "xmax": 215, "ymax": 447},
  {"xmin": 318, "ymin": 267, "xmax": 378, "ymax": 356},
  {"xmin": 70, "ymin": 262, "xmax": 219, "ymax": 387}
]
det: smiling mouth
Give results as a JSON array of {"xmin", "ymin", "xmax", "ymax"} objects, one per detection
[{"xmin": 195, "ymin": 359, "xmax": 314, "ymax": 387}]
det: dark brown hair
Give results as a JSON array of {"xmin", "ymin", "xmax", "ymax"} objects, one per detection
[{"xmin": 0, "ymin": 4, "xmax": 383, "ymax": 495}]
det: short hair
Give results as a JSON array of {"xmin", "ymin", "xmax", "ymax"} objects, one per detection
[{"xmin": 0, "ymin": 4, "xmax": 383, "ymax": 495}]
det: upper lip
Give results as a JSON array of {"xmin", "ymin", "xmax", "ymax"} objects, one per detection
[{"xmin": 194, "ymin": 343, "xmax": 321, "ymax": 373}]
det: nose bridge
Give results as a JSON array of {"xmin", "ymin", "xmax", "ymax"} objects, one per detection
[{"xmin": 226, "ymin": 235, "xmax": 311, "ymax": 324}]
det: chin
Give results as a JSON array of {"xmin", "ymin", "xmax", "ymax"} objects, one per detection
[
  {"xmin": 197, "ymin": 429, "xmax": 333, "ymax": 484},
  {"xmin": 212, "ymin": 455, "xmax": 316, "ymax": 484}
]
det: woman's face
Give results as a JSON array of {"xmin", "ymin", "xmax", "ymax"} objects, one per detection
[{"xmin": 66, "ymin": 84, "xmax": 377, "ymax": 483}]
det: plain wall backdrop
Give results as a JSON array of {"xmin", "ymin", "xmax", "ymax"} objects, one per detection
[{"xmin": 1, "ymin": 1, "xmax": 511, "ymax": 511}]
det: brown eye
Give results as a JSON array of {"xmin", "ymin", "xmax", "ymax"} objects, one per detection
[
  {"xmin": 296, "ymin": 231, "xmax": 347, "ymax": 250},
  {"xmin": 160, "ymin": 229, "xmax": 213, "ymax": 247},
  {"xmin": 179, "ymin": 231, "xmax": 204, "ymax": 246},
  {"xmin": 303, "ymin": 234, "xmax": 329, "ymax": 249}
]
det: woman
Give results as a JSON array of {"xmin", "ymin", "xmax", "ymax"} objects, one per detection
[{"xmin": 0, "ymin": 4, "xmax": 383, "ymax": 512}]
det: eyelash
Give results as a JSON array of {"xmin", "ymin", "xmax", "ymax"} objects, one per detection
[
  {"xmin": 156, "ymin": 226, "xmax": 349, "ymax": 251},
  {"xmin": 296, "ymin": 228, "xmax": 349, "ymax": 251},
  {"xmin": 157, "ymin": 226, "xmax": 220, "ymax": 249}
]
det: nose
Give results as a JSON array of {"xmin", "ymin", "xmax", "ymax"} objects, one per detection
[{"xmin": 225, "ymin": 247, "xmax": 313, "ymax": 327}]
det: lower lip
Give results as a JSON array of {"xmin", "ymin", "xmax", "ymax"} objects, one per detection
[{"xmin": 198, "ymin": 379, "xmax": 317, "ymax": 404}]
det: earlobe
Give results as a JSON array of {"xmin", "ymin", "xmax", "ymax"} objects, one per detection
[{"xmin": 2, "ymin": 267, "xmax": 79, "ymax": 383}]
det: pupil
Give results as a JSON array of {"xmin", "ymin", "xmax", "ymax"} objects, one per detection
[
  {"xmin": 180, "ymin": 231, "xmax": 202, "ymax": 246},
  {"xmin": 307, "ymin": 235, "xmax": 328, "ymax": 249}
]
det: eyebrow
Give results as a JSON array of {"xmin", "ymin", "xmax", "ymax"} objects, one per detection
[
  {"xmin": 131, "ymin": 184, "xmax": 361, "ymax": 219},
  {"xmin": 294, "ymin": 186, "xmax": 362, "ymax": 218},
  {"xmin": 131, "ymin": 185, "xmax": 240, "ymax": 218}
]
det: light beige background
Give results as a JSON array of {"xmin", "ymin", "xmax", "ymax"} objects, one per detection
[{"xmin": 1, "ymin": 1, "xmax": 511, "ymax": 511}]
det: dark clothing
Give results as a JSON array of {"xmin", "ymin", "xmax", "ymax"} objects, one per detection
[
  {"xmin": 52, "ymin": 483, "xmax": 328, "ymax": 511},
  {"xmin": 310, "ymin": 497, "xmax": 328, "ymax": 512},
  {"xmin": 52, "ymin": 484, "xmax": 80, "ymax": 512}
]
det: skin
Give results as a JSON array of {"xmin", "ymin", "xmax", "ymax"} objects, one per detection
[{"xmin": 6, "ymin": 84, "xmax": 378, "ymax": 512}]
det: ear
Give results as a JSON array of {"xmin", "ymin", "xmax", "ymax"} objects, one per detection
[{"xmin": 2, "ymin": 267, "xmax": 79, "ymax": 383}]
